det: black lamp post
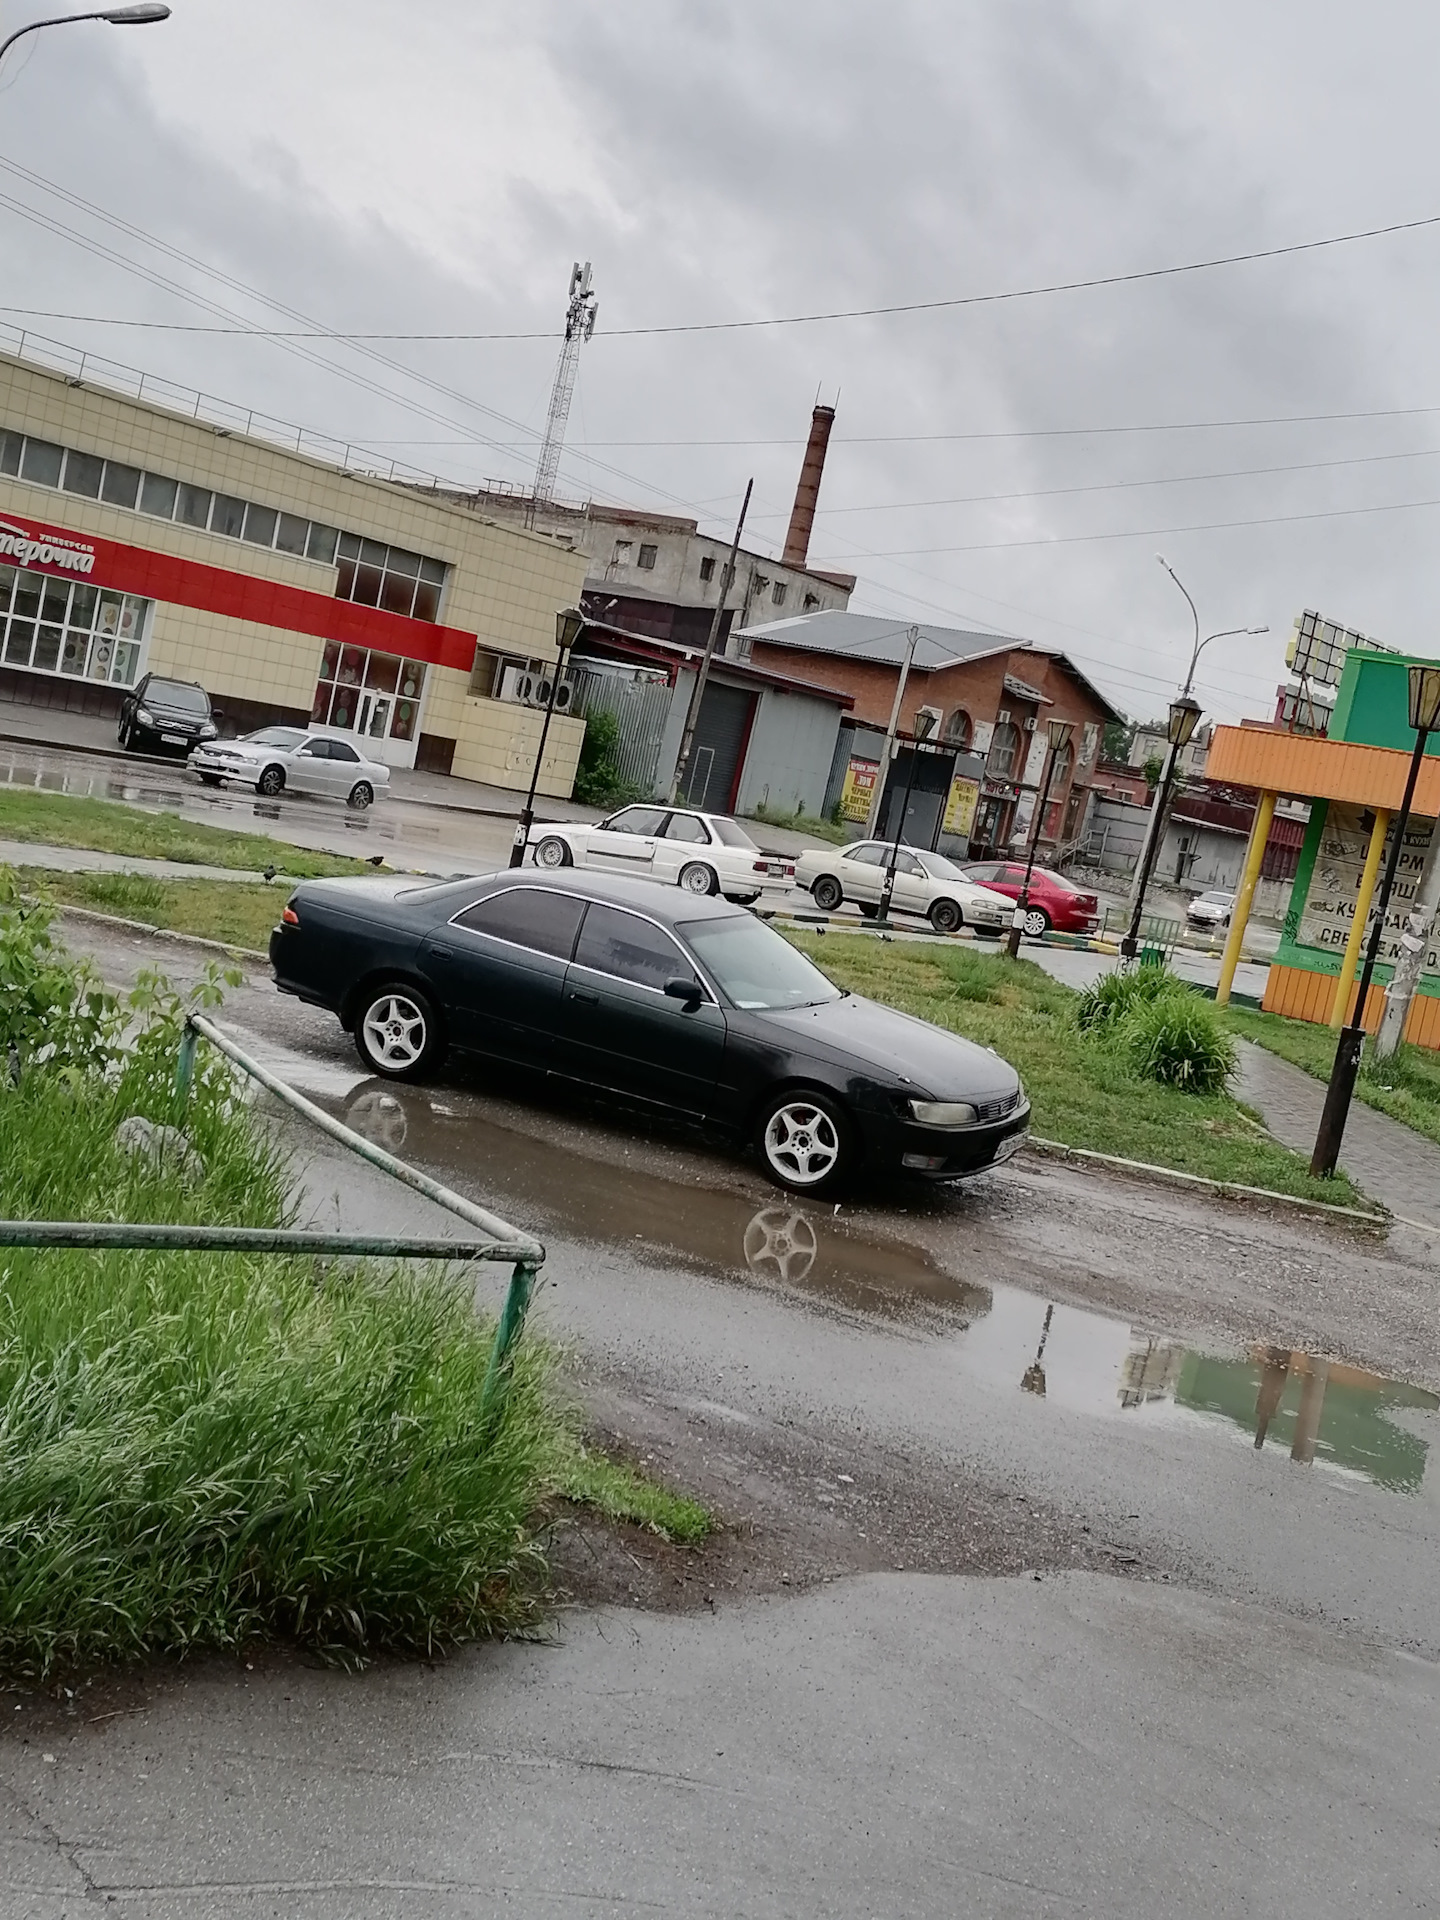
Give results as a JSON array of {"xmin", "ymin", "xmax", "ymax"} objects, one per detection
[
  {"xmin": 1310, "ymin": 661, "xmax": 1440, "ymax": 1176},
  {"xmin": 509, "ymin": 606, "xmax": 584, "ymax": 869},
  {"xmin": 877, "ymin": 709, "xmax": 937, "ymax": 923},
  {"xmin": 1005, "ymin": 717, "xmax": 1074, "ymax": 959},
  {"xmin": 1119, "ymin": 692, "xmax": 1203, "ymax": 964}
]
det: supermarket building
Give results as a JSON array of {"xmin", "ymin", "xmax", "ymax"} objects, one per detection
[{"xmin": 0, "ymin": 351, "xmax": 589, "ymax": 794}]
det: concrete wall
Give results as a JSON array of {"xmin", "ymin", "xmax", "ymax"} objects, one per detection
[{"xmin": 735, "ymin": 685, "xmax": 843, "ymax": 818}]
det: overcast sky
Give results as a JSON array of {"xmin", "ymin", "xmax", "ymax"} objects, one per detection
[{"xmin": 4, "ymin": 0, "xmax": 1440, "ymax": 722}]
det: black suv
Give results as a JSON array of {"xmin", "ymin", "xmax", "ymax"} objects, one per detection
[{"xmin": 117, "ymin": 675, "xmax": 220, "ymax": 757}]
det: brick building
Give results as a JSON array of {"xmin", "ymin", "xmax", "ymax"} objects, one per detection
[{"xmin": 739, "ymin": 610, "xmax": 1122, "ymax": 857}]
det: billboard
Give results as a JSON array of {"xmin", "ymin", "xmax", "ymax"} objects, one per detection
[{"xmin": 1286, "ymin": 608, "xmax": 1397, "ymax": 689}]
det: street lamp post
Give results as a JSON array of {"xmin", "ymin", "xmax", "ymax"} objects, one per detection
[
  {"xmin": 1119, "ymin": 692, "xmax": 1202, "ymax": 963},
  {"xmin": 1005, "ymin": 716, "xmax": 1074, "ymax": 959},
  {"xmin": 0, "ymin": 4, "xmax": 170, "ymax": 72},
  {"xmin": 509, "ymin": 607, "xmax": 584, "ymax": 869},
  {"xmin": 1310, "ymin": 662, "xmax": 1440, "ymax": 1176},
  {"xmin": 877, "ymin": 707, "xmax": 936, "ymax": 923}
]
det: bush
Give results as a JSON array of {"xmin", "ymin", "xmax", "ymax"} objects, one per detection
[
  {"xmin": 572, "ymin": 709, "xmax": 644, "ymax": 809},
  {"xmin": 1075, "ymin": 964, "xmax": 1182, "ymax": 1035},
  {"xmin": 1118, "ymin": 991, "xmax": 1237, "ymax": 1094}
]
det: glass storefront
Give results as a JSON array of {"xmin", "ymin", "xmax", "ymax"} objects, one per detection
[
  {"xmin": 0, "ymin": 563, "xmax": 148, "ymax": 686},
  {"xmin": 312, "ymin": 641, "xmax": 425, "ymax": 744}
]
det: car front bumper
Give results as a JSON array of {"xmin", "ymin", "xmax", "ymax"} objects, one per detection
[
  {"xmin": 857, "ymin": 1099, "xmax": 1031, "ymax": 1181},
  {"xmin": 189, "ymin": 748, "xmax": 258, "ymax": 781}
]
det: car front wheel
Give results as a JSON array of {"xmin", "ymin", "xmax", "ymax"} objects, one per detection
[
  {"xmin": 354, "ymin": 983, "xmax": 445, "ymax": 1080},
  {"xmin": 929, "ymin": 898, "xmax": 962, "ymax": 934},
  {"xmin": 679, "ymin": 861, "xmax": 718, "ymax": 895},
  {"xmin": 198, "ymin": 772, "xmax": 223, "ymax": 787},
  {"xmin": 811, "ymin": 875, "xmax": 843, "ymax": 913},
  {"xmin": 755, "ymin": 1089, "xmax": 854, "ymax": 1194},
  {"xmin": 256, "ymin": 765, "xmax": 286, "ymax": 798},
  {"xmin": 348, "ymin": 781, "xmax": 374, "ymax": 810},
  {"xmin": 534, "ymin": 835, "xmax": 572, "ymax": 868}
]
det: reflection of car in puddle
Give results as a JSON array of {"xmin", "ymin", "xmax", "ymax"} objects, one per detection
[
  {"xmin": 345, "ymin": 1088, "xmax": 409, "ymax": 1154},
  {"xmin": 743, "ymin": 1208, "xmax": 818, "ymax": 1285}
]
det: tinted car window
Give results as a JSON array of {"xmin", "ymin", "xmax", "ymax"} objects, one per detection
[
  {"xmin": 453, "ymin": 888, "xmax": 585, "ymax": 960},
  {"xmin": 574, "ymin": 903, "xmax": 693, "ymax": 991},
  {"xmin": 897, "ymin": 853, "xmax": 926, "ymax": 877},
  {"xmin": 603, "ymin": 806, "xmax": 666, "ymax": 836},
  {"xmin": 329, "ymin": 740, "xmax": 361, "ymax": 762},
  {"xmin": 964, "ymin": 863, "xmax": 1001, "ymax": 881},
  {"xmin": 145, "ymin": 678, "xmax": 209, "ymax": 712},
  {"xmin": 297, "ymin": 741, "xmax": 329, "ymax": 758},
  {"xmin": 847, "ymin": 844, "xmax": 887, "ymax": 867},
  {"xmin": 663, "ymin": 813, "xmax": 710, "ymax": 845}
]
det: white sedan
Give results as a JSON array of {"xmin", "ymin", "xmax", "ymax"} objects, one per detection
[
  {"xmin": 188, "ymin": 726, "xmax": 390, "ymax": 810},
  {"xmin": 794, "ymin": 839, "xmax": 1014, "ymax": 935},
  {"xmin": 529, "ymin": 803, "xmax": 795, "ymax": 905}
]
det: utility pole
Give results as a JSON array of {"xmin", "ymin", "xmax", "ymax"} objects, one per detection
[
  {"xmin": 866, "ymin": 625, "xmax": 920, "ymax": 836},
  {"xmin": 526, "ymin": 262, "xmax": 598, "ymax": 529},
  {"xmin": 669, "ymin": 480, "xmax": 753, "ymax": 806}
]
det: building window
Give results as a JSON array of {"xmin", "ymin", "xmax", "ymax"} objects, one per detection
[
  {"xmin": 943, "ymin": 707, "xmax": 972, "ymax": 748},
  {"xmin": 803, "ymin": 591, "xmax": 819, "ymax": 609},
  {"xmin": 62, "ymin": 450, "xmax": 104, "ymax": 499},
  {"xmin": 0, "ymin": 563, "xmax": 148, "ymax": 687},
  {"xmin": 987, "ymin": 720, "xmax": 1020, "ymax": 779},
  {"xmin": 312, "ymin": 640, "xmax": 426, "ymax": 743},
  {"xmin": 637, "ymin": 543, "xmax": 658, "ymax": 570},
  {"xmin": 699, "ymin": 555, "xmax": 716, "ymax": 582},
  {"xmin": 612, "ymin": 539, "xmax": 633, "ymax": 566},
  {"xmin": 771, "ymin": 581, "xmax": 787, "ymax": 606},
  {"xmin": 334, "ymin": 534, "xmax": 446, "ymax": 622}
]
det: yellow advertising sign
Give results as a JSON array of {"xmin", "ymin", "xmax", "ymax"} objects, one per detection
[
  {"xmin": 941, "ymin": 774, "xmax": 980, "ymax": 838},
  {"xmin": 838, "ymin": 757, "xmax": 879, "ymax": 823}
]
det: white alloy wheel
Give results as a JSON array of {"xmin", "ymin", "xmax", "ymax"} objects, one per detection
[
  {"xmin": 1022, "ymin": 906, "xmax": 1049, "ymax": 938},
  {"xmin": 761, "ymin": 1097, "xmax": 844, "ymax": 1189},
  {"xmin": 535, "ymin": 835, "xmax": 572, "ymax": 868},
  {"xmin": 680, "ymin": 861, "xmax": 717, "ymax": 895},
  {"xmin": 361, "ymin": 992, "xmax": 429, "ymax": 1072}
]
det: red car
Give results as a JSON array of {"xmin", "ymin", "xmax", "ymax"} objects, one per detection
[{"xmin": 960, "ymin": 861, "xmax": 1100, "ymax": 937}]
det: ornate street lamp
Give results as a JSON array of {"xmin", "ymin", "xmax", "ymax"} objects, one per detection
[
  {"xmin": 1119, "ymin": 692, "xmax": 1202, "ymax": 963},
  {"xmin": 1005, "ymin": 716, "xmax": 1075, "ymax": 959},
  {"xmin": 877, "ymin": 706, "xmax": 937, "ymax": 923},
  {"xmin": 510, "ymin": 607, "xmax": 584, "ymax": 869},
  {"xmin": 1311, "ymin": 661, "xmax": 1440, "ymax": 1174}
]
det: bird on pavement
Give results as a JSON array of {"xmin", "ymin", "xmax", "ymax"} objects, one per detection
[
  {"xmin": 262, "ymin": 864, "xmax": 277, "ymax": 883},
  {"xmin": 368, "ymin": 855, "xmax": 385, "ymax": 867}
]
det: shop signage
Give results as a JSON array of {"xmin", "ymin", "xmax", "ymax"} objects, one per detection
[
  {"xmin": 940, "ymin": 773, "xmax": 980, "ymax": 838},
  {"xmin": 1298, "ymin": 802, "xmax": 1440, "ymax": 972},
  {"xmin": 838, "ymin": 756, "xmax": 879, "ymax": 823},
  {"xmin": 0, "ymin": 517, "xmax": 96, "ymax": 575}
]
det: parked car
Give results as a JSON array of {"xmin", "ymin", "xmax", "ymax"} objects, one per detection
[
  {"xmin": 117, "ymin": 674, "xmax": 219, "ymax": 756},
  {"xmin": 188, "ymin": 726, "xmax": 390, "ymax": 809},
  {"xmin": 1186, "ymin": 890, "xmax": 1234, "ymax": 931},
  {"xmin": 528, "ymin": 803, "xmax": 795, "ymax": 906},
  {"xmin": 795, "ymin": 840, "xmax": 1013, "ymax": 935},
  {"xmin": 960, "ymin": 860, "xmax": 1100, "ymax": 937},
  {"xmin": 269, "ymin": 868, "xmax": 1030, "ymax": 1193}
]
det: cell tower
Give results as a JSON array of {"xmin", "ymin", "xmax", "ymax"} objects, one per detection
[{"xmin": 527, "ymin": 260, "xmax": 598, "ymax": 526}]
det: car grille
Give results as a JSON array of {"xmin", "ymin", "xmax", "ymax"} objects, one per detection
[{"xmin": 974, "ymin": 1091, "xmax": 1022, "ymax": 1122}]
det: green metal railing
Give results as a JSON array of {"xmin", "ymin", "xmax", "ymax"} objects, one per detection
[{"xmin": 0, "ymin": 1013, "xmax": 546, "ymax": 1424}]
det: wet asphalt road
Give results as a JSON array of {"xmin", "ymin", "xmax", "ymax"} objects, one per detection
[{"xmin": 5, "ymin": 913, "xmax": 1439, "ymax": 1916}]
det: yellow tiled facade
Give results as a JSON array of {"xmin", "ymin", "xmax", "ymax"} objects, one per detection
[{"xmin": 0, "ymin": 354, "xmax": 587, "ymax": 795}]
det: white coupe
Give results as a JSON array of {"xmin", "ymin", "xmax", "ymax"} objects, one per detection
[
  {"xmin": 529, "ymin": 803, "xmax": 795, "ymax": 905},
  {"xmin": 188, "ymin": 726, "xmax": 391, "ymax": 809},
  {"xmin": 794, "ymin": 839, "xmax": 1014, "ymax": 934}
]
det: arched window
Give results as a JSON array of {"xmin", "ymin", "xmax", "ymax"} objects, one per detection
[
  {"xmin": 943, "ymin": 707, "xmax": 973, "ymax": 748},
  {"xmin": 987, "ymin": 720, "xmax": 1019, "ymax": 778}
]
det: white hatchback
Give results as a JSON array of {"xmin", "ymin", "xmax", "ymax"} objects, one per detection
[
  {"xmin": 529, "ymin": 804, "xmax": 795, "ymax": 905},
  {"xmin": 794, "ymin": 840, "xmax": 1014, "ymax": 934},
  {"xmin": 188, "ymin": 726, "xmax": 391, "ymax": 810}
]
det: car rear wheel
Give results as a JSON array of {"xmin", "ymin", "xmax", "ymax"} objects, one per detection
[
  {"xmin": 929, "ymin": 898, "xmax": 962, "ymax": 934},
  {"xmin": 198, "ymin": 772, "xmax": 223, "ymax": 787},
  {"xmin": 1022, "ymin": 906, "xmax": 1050, "ymax": 938},
  {"xmin": 679, "ymin": 861, "xmax": 719, "ymax": 896},
  {"xmin": 257, "ymin": 764, "xmax": 286, "ymax": 798},
  {"xmin": 348, "ymin": 781, "xmax": 374, "ymax": 810},
  {"xmin": 534, "ymin": 835, "xmax": 572, "ymax": 868},
  {"xmin": 857, "ymin": 902, "xmax": 879, "ymax": 919},
  {"xmin": 811, "ymin": 874, "xmax": 843, "ymax": 913},
  {"xmin": 354, "ymin": 983, "xmax": 445, "ymax": 1080},
  {"xmin": 756, "ymin": 1089, "xmax": 855, "ymax": 1194}
]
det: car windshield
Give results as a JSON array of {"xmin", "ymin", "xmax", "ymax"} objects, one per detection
[
  {"xmin": 677, "ymin": 915, "xmax": 841, "ymax": 1011},
  {"xmin": 241, "ymin": 727, "xmax": 307, "ymax": 748},
  {"xmin": 710, "ymin": 818, "xmax": 759, "ymax": 850},
  {"xmin": 1199, "ymin": 891, "xmax": 1233, "ymax": 905},
  {"xmin": 915, "ymin": 850, "xmax": 972, "ymax": 881},
  {"xmin": 146, "ymin": 679, "xmax": 209, "ymax": 712}
]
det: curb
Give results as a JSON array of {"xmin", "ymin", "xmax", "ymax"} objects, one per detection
[
  {"xmin": 47, "ymin": 900, "xmax": 271, "ymax": 965},
  {"xmin": 1021, "ymin": 1135, "xmax": 1388, "ymax": 1228}
]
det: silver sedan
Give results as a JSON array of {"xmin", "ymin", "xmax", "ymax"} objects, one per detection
[{"xmin": 188, "ymin": 726, "xmax": 391, "ymax": 809}]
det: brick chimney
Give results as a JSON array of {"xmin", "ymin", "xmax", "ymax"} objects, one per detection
[{"xmin": 782, "ymin": 403, "xmax": 836, "ymax": 569}]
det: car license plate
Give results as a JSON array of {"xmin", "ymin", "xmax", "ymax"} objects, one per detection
[
  {"xmin": 990, "ymin": 1131, "xmax": 1026, "ymax": 1167},
  {"xmin": 766, "ymin": 863, "xmax": 785, "ymax": 876},
  {"xmin": 161, "ymin": 733, "xmax": 186, "ymax": 745}
]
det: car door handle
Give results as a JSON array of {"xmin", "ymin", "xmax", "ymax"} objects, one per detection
[
  {"xmin": 568, "ymin": 989, "xmax": 599, "ymax": 1005},
  {"xmin": 429, "ymin": 944, "xmax": 453, "ymax": 958}
]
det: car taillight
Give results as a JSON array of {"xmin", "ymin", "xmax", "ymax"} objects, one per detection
[{"xmin": 281, "ymin": 904, "xmax": 300, "ymax": 926}]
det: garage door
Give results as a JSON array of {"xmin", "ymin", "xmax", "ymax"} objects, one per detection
[{"xmin": 680, "ymin": 682, "xmax": 757, "ymax": 812}]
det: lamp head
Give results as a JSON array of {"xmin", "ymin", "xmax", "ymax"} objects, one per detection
[
  {"xmin": 1168, "ymin": 693, "xmax": 1203, "ymax": 749},
  {"xmin": 555, "ymin": 606, "xmax": 585, "ymax": 652},
  {"xmin": 913, "ymin": 708, "xmax": 937, "ymax": 741},
  {"xmin": 103, "ymin": 4, "xmax": 172, "ymax": 21},
  {"xmin": 1407, "ymin": 662, "xmax": 1440, "ymax": 733},
  {"xmin": 1046, "ymin": 717, "xmax": 1074, "ymax": 753}
]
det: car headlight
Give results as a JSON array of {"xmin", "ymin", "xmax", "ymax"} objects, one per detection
[
  {"xmin": 199, "ymin": 721, "xmax": 217, "ymax": 737},
  {"xmin": 909, "ymin": 1099, "xmax": 979, "ymax": 1127},
  {"xmin": 136, "ymin": 708, "xmax": 153, "ymax": 725}
]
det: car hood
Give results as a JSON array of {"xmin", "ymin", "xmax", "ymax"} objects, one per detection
[
  {"xmin": 755, "ymin": 992, "xmax": 1022, "ymax": 1101},
  {"xmin": 207, "ymin": 740, "xmax": 277, "ymax": 759}
]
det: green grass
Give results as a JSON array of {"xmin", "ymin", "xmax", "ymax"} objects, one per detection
[
  {"xmin": 0, "ymin": 787, "xmax": 371, "ymax": 878},
  {"xmin": 1224, "ymin": 1004, "xmax": 1440, "ymax": 1153},
  {"xmin": 557, "ymin": 1443, "xmax": 713, "ymax": 1544},
  {"xmin": 787, "ymin": 932, "xmax": 1365, "ymax": 1206},
  {"xmin": 747, "ymin": 801, "xmax": 851, "ymax": 845},
  {"xmin": 20, "ymin": 868, "xmax": 286, "ymax": 952}
]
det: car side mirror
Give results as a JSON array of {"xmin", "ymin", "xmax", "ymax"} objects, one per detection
[{"xmin": 664, "ymin": 976, "xmax": 706, "ymax": 1005}]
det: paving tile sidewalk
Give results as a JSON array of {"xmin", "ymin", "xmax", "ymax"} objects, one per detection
[{"xmin": 1234, "ymin": 1038, "xmax": 1440, "ymax": 1228}]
